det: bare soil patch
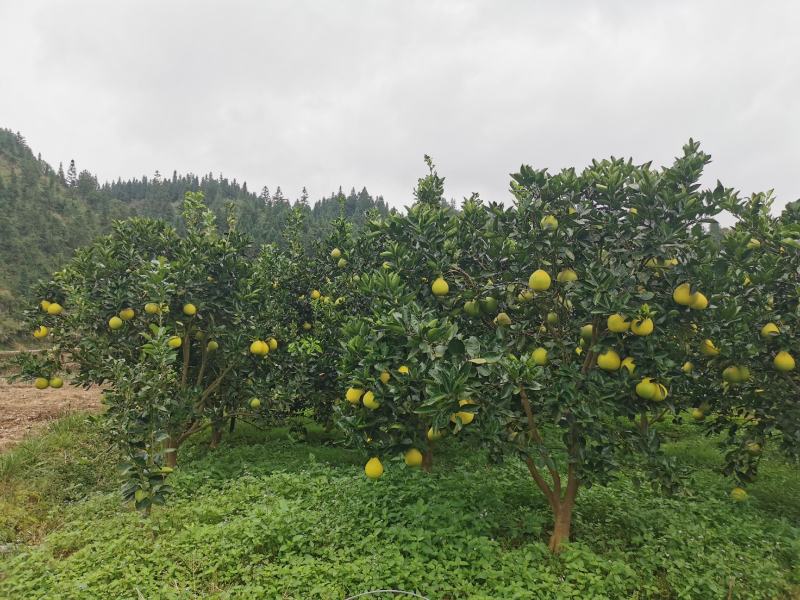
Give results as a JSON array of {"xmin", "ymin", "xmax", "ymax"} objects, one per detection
[{"xmin": 0, "ymin": 379, "xmax": 102, "ymax": 452}]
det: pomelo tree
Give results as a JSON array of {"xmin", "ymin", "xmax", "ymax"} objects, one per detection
[
  {"xmin": 14, "ymin": 192, "xmax": 282, "ymax": 511},
  {"xmin": 248, "ymin": 206, "xmax": 371, "ymax": 434},
  {"xmin": 681, "ymin": 192, "xmax": 800, "ymax": 489},
  {"xmin": 336, "ymin": 145, "xmax": 785, "ymax": 552}
]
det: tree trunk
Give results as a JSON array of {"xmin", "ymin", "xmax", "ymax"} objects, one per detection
[
  {"xmin": 422, "ymin": 448, "xmax": 433, "ymax": 472},
  {"xmin": 548, "ymin": 467, "xmax": 579, "ymax": 553},
  {"xmin": 229, "ymin": 415, "xmax": 237, "ymax": 433},
  {"xmin": 209, "ymin": 423, "xmax": 223, "ymax": 449},
  {"xmin": 165, "ymin": 437, "xmax": 179, "ymax": 468},
  {"xmin": 548, "ymin": 496, "xmax": 575, "ymax": 553}
]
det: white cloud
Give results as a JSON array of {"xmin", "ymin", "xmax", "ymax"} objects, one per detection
[{"xmin": 1, "ymin": 1, "xmax": 798, "ymax": 211}]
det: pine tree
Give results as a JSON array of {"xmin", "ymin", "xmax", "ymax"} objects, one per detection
[
  {"xmin": 66, "ymin": 159, "xmax": 77, "ymax": 187},
  {"xmin": 298, "ymin": 186, "xmax": 309, "ymax": 206},
  {"xmin": 259, "ymin": 186, "xmax": 271, "ymax": 206},
  {"xmin": 57, "ymin": 162, "xmax": 65, "ymax": 184}
]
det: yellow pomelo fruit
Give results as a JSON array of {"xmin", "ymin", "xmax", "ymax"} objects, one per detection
[
  {"xmin": 268, "ymin": 338, "xmax": 278, "ymax": 351},
  {"xmin": 108, "ymin": 316, "xmax": 124, "ymax": 330},
  {"xmin": 494, "ymin": 312, "xmax": 512, "ymax": 326},
  {"xmin": 635, "ymin": 378, "xmax": 657, "ymax": 400},
  {"xmin": 364, "ymin": 457, "xmax": 384, "ymax": 479},
  {"xmin": 580, "ymin": 324, "xmax": 594, "ymax": 340},
  {"xmin": 167, "ymin": 336, "xmax": 182, "ymax": 349},
  {"xmin": 730, "ymin": 487, "xmax": 748, "ymax": 502},
  {"xmin": 451, "ymin": 401, "xmax": 477, "ymax": 425},
  {"xmin": 404, "ymin": 448, "xmax": 423, "ymax": 467},
  {"xmin": 746, "ymin": 238, "xmax": 761, "ymax": 249},
  {"xmin": 249, "ymin": 340, "xmax": 268, "ymax": 356},
  {"xmin": 631, "ymin": 318, "xmax": 654, "ymax": 336},
  {"xmin": 621, "ymin": 357, "xmax": 636, "ymax": 374},
  {"xmin": 330, "ymin": 247, "xmax": 342, "ymax": 259},
  {"xmin": 774, "ymin": 351, "xmax": 795, "ymax": 372},
  {"xmin": 33, "ymin": 325, "xmax": 48, "ymax": 339},
  {"xmin": 310, "ymin": 289, "xmax": 321, "ymax": 300},
  {"xmin": 529, "ymin": 269, "xmax": 552, "ymax": 291},
  {"xmin": 206, "ymin": 340, "xmax": 219, "ymax": 352},
  {"xmin": 34, "ymin": 377, "xmax": 49, "ymax": 390},
  {"xmin": 144, "ymin": 302, "xmax": 160, "ymax": 315},
  {"xmin": 540, "ymin": 215, "xmax": 558, "ymax": 231},
  {"xmin": 689, "ymin": 292, "xmax": 708, "ymax": 310},
  {"xmin": 47, "ymin": 302, "xmax": 63, "ymax": 315},
  {"xmin": 249, "ymin": 398, "xmax": 261, "ymax": 409},
  {"xmin": 338, "ymin": 258, "xmax": 348, "ymax": 268},
  {"xmin": 760, "ymin": 322, "xmax": 779, "ymax": 338},
  {"xmin": 48, "ymin": 377, "xmax": 63, "ymax": 389},
  {"xmin": 119, "ymin": 308, "xmax": 135, "ymax": 321},
  {"xmin": 700, "ymin": 339, "xmax": 719, "ymax": 357},
  {"xmin": 556, "ymin": 269, "xmax": 577, "ymax": 283},
  {"xmin": 531, "ymin": 347, "xmax": 548, "ymax": 366},
  {"xmin": 302, "ymin": 322, "xmax": 312, "ymax": 331},
  {"xmin": 722, "ymin": 366, "xmax": 749, "ymax": 384},
  {"xmin": 682, "ymin": 361, "xmax": 694, "ymax": 373},
  {"xmin": 40, "ymin": 300, "xmax": 51, "ymax": 311},
  {"xmin": 597, "ymin": 350, "xmax": 621, "ymax": 371},
  {"xmin": 431, "ymin": 277, "xmax": 449, "ymax": 296},
  {"xmin": 362, "ymin": 391, "xmax": 380, "ymax": 409},
  {"xmin": 690, "ymin": 408, "xmax": 705, "ymax": 420},
  {"xmin": 345, "ymin": 388, "xmax": 364, "ymax": 404},
  {"xmin": 182, "ymin": 303, "xmax": 197, "ymax": 316},
  {"xmin": 607, "ymin": 314, "xmax": 629, "ymax": 333},
  {"xmin": 451, "ymin": 411, "xmax": 475, "ymax": 425},
  {"xmin": 398, "ymin": 365, "xmax": 410, "ymax": 375},
  {"xmin": 672, "ymin": 283, "xmax": 693, "ymax": 306},
  {"xmin": 379, "ymin": 371, "xmax": 390, "ymax": 384},
  {"xmin": 427, "ymin": 427, "xmax": 443, "ymax": 441},
  {"xmin": 745, "ymin": 442, "xmax": 761, "ymax": 455}
]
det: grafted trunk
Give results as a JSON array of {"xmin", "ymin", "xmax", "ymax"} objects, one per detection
[
  {"xmin": 209, "ymin": 424, "xmax": 223, "ymax": 449},
  {"xmin": 422, "ymin": 448, "xmax": 434, "ymax": 472},
  {"xmin": 548, "ymin": 492, "xmax": 576, "ymax": 553},
  {"xmin": 165, "ymin": 437, "xmax": 179, "ymax": 468}
]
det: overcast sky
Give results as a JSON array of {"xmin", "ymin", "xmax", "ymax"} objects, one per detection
[{"xmin": 1, "ymin": 1, "xmax": 798, "ymax": 211}]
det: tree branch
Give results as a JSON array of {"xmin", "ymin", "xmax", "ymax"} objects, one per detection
[
  {"xmin": 519, "ymin": 386, "xmax": 562, "ymax": 497},
  {"xmin": 199, "ymin": 365, "xmax": 233, "ymax": 406},
  {"xmin": 180, "ymin": 331, "xmax": 191, "ymax": 388},
  {"xmin": 195, "ymin": 343, "xmax": 209, "ymax": 387}
]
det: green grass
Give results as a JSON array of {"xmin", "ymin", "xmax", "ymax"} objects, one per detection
[{"xmin": 0, "ymin": 416, "xmax": 798, "ymax": 599}]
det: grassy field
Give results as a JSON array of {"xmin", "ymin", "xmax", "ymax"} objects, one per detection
[{"xmin": 0, "ymin": 414, "xmax": 798, "ymax": 599}]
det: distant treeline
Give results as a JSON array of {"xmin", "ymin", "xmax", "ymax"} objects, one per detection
[{"xmin": 0, "ymin": 127, "xmax": 390, "ymax": 343}]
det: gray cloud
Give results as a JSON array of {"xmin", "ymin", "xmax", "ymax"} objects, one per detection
[{"xmin": 1, "ymin": 1, "xmax": 798, "ymax": 212}]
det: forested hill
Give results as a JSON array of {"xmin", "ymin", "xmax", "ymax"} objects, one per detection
[{"xmin": 0, "ymin": 128, "xmax": 390, "ymax": 343}]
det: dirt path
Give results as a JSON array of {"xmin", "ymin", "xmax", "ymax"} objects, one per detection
[{"xmin": 0, "ymin": 379, "xmax": 103, "ymax": 452}]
